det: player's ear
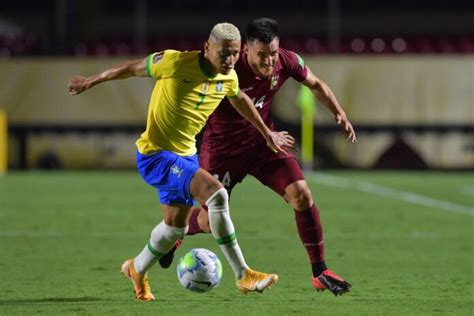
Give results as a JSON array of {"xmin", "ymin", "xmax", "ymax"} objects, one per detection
[
  {"xmin": 243, "ymin": 43, "xmax": 249, "ymax": 54},
  {"xmin": 204, "ymin": 41, "xmax": 210, "ymax": 55}
]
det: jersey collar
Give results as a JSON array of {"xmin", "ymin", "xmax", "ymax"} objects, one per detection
[{"xmin": 199, "ymin": 52, "xmax": 217, "ymax": 78}]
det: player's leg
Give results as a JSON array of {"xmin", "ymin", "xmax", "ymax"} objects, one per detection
[
  {"xmin": 186, "ymin": 206, "xmax": 210, "ymax": 235},
  {"xmin": 162, "ymin": 159, "xmax": 254, "ymax": 269},
  {"xmin": 284, "ymin": 179, "xmax": 351, "ymax": 295},
  {"xmin": 251, "ymin": 156, "xmax": 351, "ymax": 295},
  {"xmin": 190, "ymin": 168, "xmax": 278, "ymax": 293},
  {"xmin": 122, "ymin": 203, "xmax": 191, "ymax": 301},
  {"xmin": 123, "ymin": 150, "xmax": 195, "ymax": 300},
  {"xmin": 159, "ymin": 206, "xmax": 212, "ymax": 268},
  {"xmin": 187, "ymin": 152, "xmax": 248, "ymax": 235},
  {"xmin": 160, "ymin": 154, "xmax": 247, "ymax": 267},
  {"xmin": 132, "ymin": 204, "xmax": 191, "ymax": 275},
  {"xmin": 283, "ymin": 179, "xmax": 326, "ymax": 274}
]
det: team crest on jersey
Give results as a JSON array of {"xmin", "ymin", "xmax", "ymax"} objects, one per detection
[
  {"xmin": 152, "ymin": 52, "xmax": 164, "ymax": 64},
  {"xmin": 201, "ymin": 81, "xmax": 210, "ymax": 93},
  {"xmin": 216, "ymin": 81, "xmax": 223, "ymax": 92},
  {"xmin": 270, "ymin": 75, "xmax": 279, "ymax": 90}
]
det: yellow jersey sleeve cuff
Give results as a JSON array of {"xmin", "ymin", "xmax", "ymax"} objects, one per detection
[{"xmin": 227, "ymin": 87, "xmax": 240, "ymax": 99}]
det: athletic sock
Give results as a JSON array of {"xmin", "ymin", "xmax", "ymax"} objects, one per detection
[
  {"xmin": 312, "ymin": 261, "xmax": 328, "ymax": 277},
  {"xmin": 294, "ymin": 204, "xmax": 326, "ymax": 276},
  {"xmin": 133, "ymin": 221, "xmax": 188, "ymax": 275},
  {"xmin": 207, "ymin": 188, "xmax": 248, "ymax": 278}
]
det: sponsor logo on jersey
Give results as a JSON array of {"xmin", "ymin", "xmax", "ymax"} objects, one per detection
[
  {"xmin": 216, "ymin": 81, "xmax": 223, "ymax": 92},
  {"xmin": 242, "ymin": 86, "xmax": 253, "ymax": 92},
  {"xmin": 201, "ymin": 81, "xmax": 210, "ymax": 93}
]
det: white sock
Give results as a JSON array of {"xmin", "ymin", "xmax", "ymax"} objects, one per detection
[
  {"xmin": 207, "ymin": 188, "xmax": 248, "ymax": 279},
  {"xmin": 133, "ymin": 221, "xmax": 188, "ymax": 275}
]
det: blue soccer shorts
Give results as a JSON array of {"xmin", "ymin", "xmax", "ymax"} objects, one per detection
[{"xmin": 136, "ymin": 150, "xmax": 199, "ymax": 206}]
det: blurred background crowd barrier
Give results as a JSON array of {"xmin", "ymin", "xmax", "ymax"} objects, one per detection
[{"xmin": 0, "ymin": 0, "xmax": 472, "ymax": 170}]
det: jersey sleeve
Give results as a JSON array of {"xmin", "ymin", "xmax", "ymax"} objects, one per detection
[
  {"xmin": 280, "ymin": 48, "xmax": 308, "ymax": 82},
  {"xmin": 146, "ymin": 50, "xmax": 180, "ymax": 79},
  {"xmin": 226, "ymin": 70, "xmax": 241, "ymax": 98}
]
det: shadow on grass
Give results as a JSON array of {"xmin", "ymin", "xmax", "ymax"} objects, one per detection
[{"xmin": 0, "ymin": 296, "xmax": 102, "ymax": 305}]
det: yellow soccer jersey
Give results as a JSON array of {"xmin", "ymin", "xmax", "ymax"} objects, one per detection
[{"xmin": 136, "ymin": 50, "xmax": 240, "ymax": 156}]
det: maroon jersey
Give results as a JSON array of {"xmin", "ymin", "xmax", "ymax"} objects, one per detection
[{"xmin": 201, "ymin": 48, "xmax": 308, "ymax": 155}]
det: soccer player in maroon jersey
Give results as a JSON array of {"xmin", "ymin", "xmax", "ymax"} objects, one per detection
[{"xmin": 161, "ymin": 18, "xmax": 357, "ymax": 295}]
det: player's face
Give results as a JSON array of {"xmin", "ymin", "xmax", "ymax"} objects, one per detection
[
  {"xmin": 245, "ymin": 37, "xmax": 280, "ymax": 78},
  {"xmin": 205, "ymin": 39, "xmax": 241, "ymax": 75}
]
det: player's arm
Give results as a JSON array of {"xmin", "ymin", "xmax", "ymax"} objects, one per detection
[
  {"xmin": 302, "ymin": 68, "xmax": 357, "ymax": 143},
  {"xmin": 227, "ymin": 91, "xmax": 294, "ymax": 153},
  {"xmin": 68, "ymin": 58, "xmax": 147, "ymax": 95}
]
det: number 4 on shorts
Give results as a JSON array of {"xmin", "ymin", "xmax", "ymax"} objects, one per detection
[{"xmin": 213, "ymin": 172, "xmax": 231, "ymax": 188}]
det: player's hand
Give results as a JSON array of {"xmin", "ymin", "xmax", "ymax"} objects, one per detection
[
  {"xmin": 335, "ymin": 113, "xmax": 357, "ymax": 143},
  {"xmin": 68, "ymin": 75, "xmax": 89, "ymax": 95},
  {"xmin": 266, "ymin": 131, "xmax": 295, "ymax": 154}
]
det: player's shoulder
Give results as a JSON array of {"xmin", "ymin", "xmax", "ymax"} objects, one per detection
[
  {"xmin": 279, "ymin": 48, "xmax": 304, "ymax": 67},
  {"xmin": 277, "ymin": 48, "xmax": 306, "ymax": 78},
  {"xmin": 148, "ymin": 49, "xmax": 178, "ymax": 67},
  {"xmin": 228, "ymin": 68, "xmax": 239, "ymax": 84},
  {"xmin": 152, "ymin": 49, "xmax": 199, "ymax": 64},
  {"xmin": 215, "ymin": 68, "xmax": 239, "ymax": 83},
  {"xmin": 172, "ymin": 50, "xmax": 201, "ymax": 64},
  {"xmin": 177, "ymin": 50, "xmax": 200, "ymax": 60},
  {"xmin": 228, "ymin": 68, "xmax": 239, "ymax": 81}
]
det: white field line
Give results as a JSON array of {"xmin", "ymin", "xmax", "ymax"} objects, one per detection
[{"xmin": 306, "ymin": 172, "xmax": 474, "ymax": 216}]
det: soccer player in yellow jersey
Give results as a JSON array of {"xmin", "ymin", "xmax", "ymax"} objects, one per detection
[{"xmin": 68, "ymin": 23, "xmax": 294, "ymax": 301}]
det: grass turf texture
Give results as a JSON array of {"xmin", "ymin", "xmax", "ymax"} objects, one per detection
[{"xmin": 0, "ymin": 171, "xmax": 472, "ymax": 315}]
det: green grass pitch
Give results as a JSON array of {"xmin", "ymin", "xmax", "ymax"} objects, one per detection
[{"xmin": 0, "ymin": 171, "xmax": 472, "ymax": 315}]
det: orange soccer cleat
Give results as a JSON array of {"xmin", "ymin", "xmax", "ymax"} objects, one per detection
[
  {"xmin": 236, "ymin": 268, "xmax": 279, "ymax": 294},
  {"xmin": 121, "ymin": 259, "xmax": 155, "ymax": 301}
]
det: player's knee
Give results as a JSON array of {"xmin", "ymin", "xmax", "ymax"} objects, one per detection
[
  {"xmin": 152, "ymin": 222, "xmax": 188, "ymax": 242},
  {"xmin": 167, "ymin": 226, "xmax": 188, "ymax": 240},
  {"xmin": 206, "ymin": 188, "xmax": 229, "ymax": 213},
  {"xmin": 289, "ymin": 187, "xmax": 313, "ymax": 210},
  {"xmin": 191, "ymin": 169, "xmax": 223, "ymax": 204}
]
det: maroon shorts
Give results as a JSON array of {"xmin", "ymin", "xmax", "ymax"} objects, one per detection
[{"xmin": 199, "ymin": 144, "xmax": 305, "ymax": 197}]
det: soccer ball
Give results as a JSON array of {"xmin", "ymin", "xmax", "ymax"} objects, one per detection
[{"xmin": 177, "ymin": 248, "xmax": 223, "ymax": 293}]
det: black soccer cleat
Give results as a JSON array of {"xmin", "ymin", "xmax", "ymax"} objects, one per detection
[
  {"xmin": 312, "ymin": 269, "xmax": 352, "ymax": 296},
  {"xmin": 158, "ymin": 239, "xmax": 182, "ymax": 268}
]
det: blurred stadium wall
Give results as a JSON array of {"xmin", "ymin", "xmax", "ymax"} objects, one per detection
[{"xmin": 0, "ymin": 56, "xmax": 472, "ymax": 169}]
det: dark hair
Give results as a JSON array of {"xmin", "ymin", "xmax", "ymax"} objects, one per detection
[{"xmin": 245, "ymin": 18, "xmax": 279, "ymax": 44}]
